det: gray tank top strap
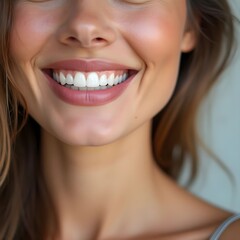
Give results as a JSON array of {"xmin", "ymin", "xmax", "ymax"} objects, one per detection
[{"xmin": 210, "ymin": 213, "xmax": 240, "ymax": 240}]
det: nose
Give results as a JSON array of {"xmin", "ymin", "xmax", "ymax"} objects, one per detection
[{"xmin": 57, "ymin": 1, "xmax": 117, "ymax": 49}]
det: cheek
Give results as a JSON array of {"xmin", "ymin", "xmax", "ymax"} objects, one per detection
[
  {"xmin": 118, "ymin": 10, "xmax": 185, "ymax": 120},
  {"xmin": 120, "ymin": 10, "xmax": 185, "ymax": 63},
  {"xmin": 9, "ymin": 4, "xmax": 63, "ymax": 106},
  {"xmin": 10, "ymin": 5, "xmax": 60, "ymax": 63}
]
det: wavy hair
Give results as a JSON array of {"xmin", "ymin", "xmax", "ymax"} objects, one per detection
[{"xmin": 0, "ymin": 0, "xmax": 236, "ymax": 239}]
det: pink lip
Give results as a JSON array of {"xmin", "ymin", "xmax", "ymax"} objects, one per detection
[
  {"xmin": 46, "ymin": 74, "xmax": 134, "ymax": 106},
  {"xmin": 46, "ymin": 59, "xmax": 133, "ymax": 72},
  {"xmin": 43, "ymin": 60, "xmax": 138, "ymax": 106}
]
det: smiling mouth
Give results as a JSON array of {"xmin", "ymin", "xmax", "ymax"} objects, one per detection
[{"xmin": 44, "ymin": 69, "xmax": 137, "ymax": 91}]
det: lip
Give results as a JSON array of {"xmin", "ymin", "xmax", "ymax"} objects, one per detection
[
  {"xmin": 46, "ymin": 59, "xmax": 135, "ymax": 72},
  {"xmin": 43, "ymin": 59, "xmax": 138, "ymax": 106}
]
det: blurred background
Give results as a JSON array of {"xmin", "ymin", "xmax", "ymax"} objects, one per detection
[{"xmin": 180, "ymin": 0, "xmax": 240, "ymax": 213}]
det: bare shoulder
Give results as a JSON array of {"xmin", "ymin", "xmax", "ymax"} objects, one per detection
[{"xmin": 214, "ymin": 217, "xmax": 240, "ymax": 240}]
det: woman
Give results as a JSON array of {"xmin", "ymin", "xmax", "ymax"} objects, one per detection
[{"xmin": 0, "ymin": 0, "xmax": 239, "ymax": 239}]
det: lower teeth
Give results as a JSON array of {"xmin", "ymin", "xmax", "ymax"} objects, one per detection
[{"xmin": 63, "ymin": 83, "xmax": 119, "ymax": 91}]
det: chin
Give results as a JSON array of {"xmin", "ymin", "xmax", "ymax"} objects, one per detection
[{"xmin": 49, "ymin": 125, "xmax": 123, "ymax": 147}]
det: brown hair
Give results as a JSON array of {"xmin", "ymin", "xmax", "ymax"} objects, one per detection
[
  {"xmin": 152, "ymin": 0, "xmax": 236, "ymax": 181},
  {"xmin": 0, "ymin": 0, "xmax": 236, "ymax": 239}
]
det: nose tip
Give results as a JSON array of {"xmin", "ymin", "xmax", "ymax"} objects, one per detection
[
  {"xmin": 64, "ymin": 25, "xmax": 116, "ymax": 49},
  {"xmin": 58, "ymin": 4, "xmax": 117, "ymax": 49}
]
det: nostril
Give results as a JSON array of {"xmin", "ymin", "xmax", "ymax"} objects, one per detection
[
  {"xmin": 67, "ymin": 36, "xmax": 106, "ymax": 46},
  {"xmin": 94, "ymin": 37, "xmax": 105, "ymax": 42},
  {"xmin": 68, "ymin": 36, "xmax": 78, "ymax": 42}
]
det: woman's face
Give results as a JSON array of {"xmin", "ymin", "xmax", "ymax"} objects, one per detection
[{"xmin": 10, "ymin": 0, "xmax": 195, "ymax": 146}]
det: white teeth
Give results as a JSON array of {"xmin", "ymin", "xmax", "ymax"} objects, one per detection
[
  {"xmin": 108, "ymin": 73, "xmax": 115, "ymax": 86},
  {"xmin": 71, "ymin": 86, "xmax": 79, "ymax": 90},
  {"xmin": 60, "ymin": 72, "xmax": 66, "ymax": 85},
  {"xmin": 52, "ymin": 71, "xmax": 130, "ymax": 89},
  {"xmin": 66, "ymin": 73, "xmax": 74, "ymax": 85},
  {"xmin": 119, "ymin": 75, "xmax": 123, "ymax": 83},
  {"xmin": 87, "ymin": 72, "xmax": 99, "ymax": 88},
  {"xmin": 74, "ymin": 72, "xmax": 86, "ymax": 87},
  {"xmin": 99, "ymin": 75, "xmax": 108, "ymax": 86},
  {"xmin": 79, "ymin": 87, "xmax": 87, "ymax": 90},
  {"xmin": 114, "ymin": 75, "xmax": 119, "ymax": 85},
  {"xmin": 123, "ymin": 73, "xmax": 127, "ymax": 81}
]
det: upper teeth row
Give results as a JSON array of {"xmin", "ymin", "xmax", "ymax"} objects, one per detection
[{"xmin": 53, "ymin": 71, "xmax": 129, "ymax": 88}]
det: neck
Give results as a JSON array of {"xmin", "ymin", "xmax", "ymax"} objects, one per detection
[{"xmin": 41, "ymin": 121, "xmax": 166, "ymax": 239}]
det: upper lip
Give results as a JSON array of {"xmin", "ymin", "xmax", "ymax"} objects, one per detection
[{"xmin": 44, "ymin": 59, "xmax": 139, "ymax": 72}]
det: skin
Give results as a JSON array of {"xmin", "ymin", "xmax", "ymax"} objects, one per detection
[{"xmin": 10, "ymin": 0, "xmax": 232, "ymax": 239}]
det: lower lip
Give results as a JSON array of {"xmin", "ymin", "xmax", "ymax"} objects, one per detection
[{"xmin": 45, "ymin": 74, "xmax": 134, "ymax": 106}]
